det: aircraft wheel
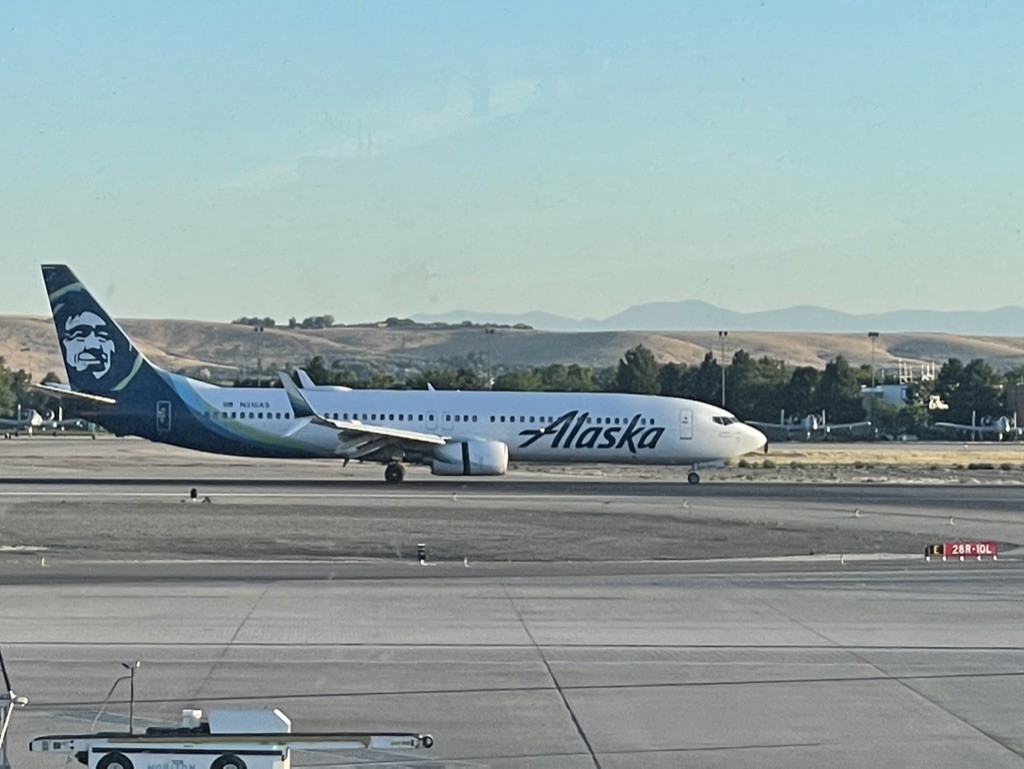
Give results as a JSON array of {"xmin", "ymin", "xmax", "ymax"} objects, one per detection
[
  {"xmin": 97, "ymin": 753, "xmax": 134, "ymax": 769},
  {"xmin": 420, "ymin": 734, "xmax": 434, "ymax": 749},
  {"xmin": 384, "ymin": 462, "xmax": 406, "ymax": 484},
  {"xmin": 687, "ymin": 471, "xmax": 700, "ymax": 485},
  {"xmin": 211, "ymin": 755, "xmax": 247, "ymax": 769}
]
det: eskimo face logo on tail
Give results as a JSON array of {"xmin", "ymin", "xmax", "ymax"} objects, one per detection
[
  {"xmin": 518, "ymin": 410, "xmax": 664, "ymax": 454},
  {"xmin": 62, "ymin": 311, "xmax": 115, "ymax": 379}
]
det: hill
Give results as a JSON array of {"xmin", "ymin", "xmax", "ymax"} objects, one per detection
[
  {"xmin": 5, "ymin": 316, "xmax": 1024, "ymax": 384},
  {"xmin": 414, "ymin": 302, "xmax": 1024, "ymax": 335}
]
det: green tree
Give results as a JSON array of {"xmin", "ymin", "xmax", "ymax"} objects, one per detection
[
  {"xmin": 934, "ymin": 358, "xmax": 1002, "ymax": 424},
  {"xmin": 613, "ymin": 345, "xmax": 660, "ymax": 394},
  {"xmin": 724, "ymin": 351, "xmax": 787, "ymax": 420},
  {"xmin": 493, "ymin": 369, "xmax": 543, "ymax": 391},
  {"xmin": 658, "ymin": 362, "xmax": 691, "ymax": 397},
  {"xmin": 688, "ymin": 352, "xmax": 722, "ymax": 404},
  {"xmin": 781, "ymin": 366, "xmax": 819, "ymax": 419},
  {"xmin": 815, "ymin": 355, "xmax": 865, "ymax": 423}
]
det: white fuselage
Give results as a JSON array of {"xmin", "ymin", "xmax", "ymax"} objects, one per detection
[{"xmin": 181, "ymin": 378, "xmax": 767, "ymax": 466}]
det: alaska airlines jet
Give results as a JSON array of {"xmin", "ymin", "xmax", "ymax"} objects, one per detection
[{"xmin": 39, "ymin": 265, "xmax": 767, "ymax": 483}]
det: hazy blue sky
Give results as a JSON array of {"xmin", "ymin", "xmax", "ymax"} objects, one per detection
[{"xmin": 2, "ymin": 1, "xmax": 1022, "ymax": 323}]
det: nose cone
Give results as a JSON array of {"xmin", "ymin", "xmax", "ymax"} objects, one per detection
[{"xmin": 740, "ymin": 423, "xmax": 768, "ymax": 455}]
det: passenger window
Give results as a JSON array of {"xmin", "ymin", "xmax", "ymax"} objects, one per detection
[
  {"xmin": 455, "ymin": 415, "xmax": 461, "ymax": 422},
  {"xmin": 490, "ymin": 416, "xmax": 495, "ymax": 422},
  {"xmin": 472, "ymin": 415, "xmax": 477, "ymax": 422},
  {"xmin": 249, "ymin": 412, "xmax": 254, "ymax": 419},
  {"xmin": 500, "ymin": 416, "xmax": 506, "ymax": 423},
  {"xmin": 529, "ymin": 416, "xmax": 535, "ymax": 423},
  {"xmin": 389, "ymin": 414, "xmax": 394, "ymax": 420},
  {"xmin": 446, "ymin": 414, "xmax": 452, "ymax": 422},
  {"xmin": 418, "ymin": 414, "xmax": 424, "ymax": 421}
]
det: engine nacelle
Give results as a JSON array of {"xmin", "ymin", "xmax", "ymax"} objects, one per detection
[{"xmin": 431, "ymin": 439, "xmax": 509, "ymax": 476}]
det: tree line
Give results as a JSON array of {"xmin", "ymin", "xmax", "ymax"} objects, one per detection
[
  {"xmin": 277, "ymin": 347, "xmax": 1021, "ymax": 437},
  {"xmin": 3, "ymin": 343, "xmax": 1014, "ymax": 438},
  {"xmin": 0, "ymin": 358, "xmax": 62, "ymax": 417}
]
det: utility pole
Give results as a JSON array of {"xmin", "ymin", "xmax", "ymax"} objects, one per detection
[
  {"xmin": 718, "ymin": 330, "xmax": 728, "ymax": 407},
  {"xmin": 254, "ymin": 325, "xmax": 264, "ymax": 386},
  {"xmin": 484, "ymin": 327, "xmax": 495, "ymax": 389},
  {"xmin": 868, "ymin": 331, "xmax": 879, "ymax": 435}
]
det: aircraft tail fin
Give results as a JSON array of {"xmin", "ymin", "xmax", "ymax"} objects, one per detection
[{"xmin": 41, "ymin": 265, "xmax": 155, "ymax": 396}]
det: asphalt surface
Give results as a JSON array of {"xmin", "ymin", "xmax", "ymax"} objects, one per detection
[{"xmin": 1, "ymin": 439, "xmax": 1023, "ymax": 767}]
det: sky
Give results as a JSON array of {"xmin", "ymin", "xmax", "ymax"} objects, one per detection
[{"xmin": 2, "ymin": 1, "xmax": 1023, "ymax": 323}]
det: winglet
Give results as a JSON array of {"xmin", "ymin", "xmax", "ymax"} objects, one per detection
[
  {"xmin": 277, "ymin": 372, "xmax": 316, "ymax": 419},
  {"xmin": 295, "ymin": 369, "xmax": 317, "ymax": 389}
]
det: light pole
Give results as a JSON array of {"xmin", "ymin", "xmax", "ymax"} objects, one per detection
[
  {"xmin": 122, "ymin": 661, "xmax": 141, "ymax": 734},
  {"xmin": 718, "ymin": 331, "xmax": 728, "ymax": 407},
  {"xmin": 93, "ymin": 661, "xmax": 141, "ymax": 735},
  {"xmin": 868, "ymin": 331, "xmax": 879, "ymax": 433},
  {"xmin": 484, "ymin": 327, "xmax": 495, "ymax": 388},
  {"xmin": 254, "ymin": 325, "xmax": 264, "ymax": 386}
]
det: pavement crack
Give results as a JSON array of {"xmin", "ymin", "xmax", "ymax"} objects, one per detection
[
  {"xmin": 502, "ymin": 582, "xmax": 602, "ymax": 769},
  {"xmin": 189, "ymin": 582, "xmax": 272, "ymax": 702},
  {"xmin": 756, "ymin": 594, "xmax": 1024, "ymax": 761}
]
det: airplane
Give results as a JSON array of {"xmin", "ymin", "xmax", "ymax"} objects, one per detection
[
  {"xmin": 295, "ymin": 369, "xmax": 352, "ymax": 392},
  {"xmin": 0, "ymin": 404, "xmax": 85, "ymax": 438},
  {"xmin": 37, "ymin": 264, "xmax": 767, "ymax": 483},
  {"xmin": 746, "ymin": 410, "xmax": 872, "ymax": 441},
  {"xmin": 934, "ymin": 411, "xmax": 1022, "ymax": 441}
]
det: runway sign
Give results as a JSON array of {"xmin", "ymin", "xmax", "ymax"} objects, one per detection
[{"xmin": 925, "ymin": 542, "xmax": 998, "ymax": 561}]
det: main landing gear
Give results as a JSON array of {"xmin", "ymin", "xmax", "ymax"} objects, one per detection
[
  {"xmin": 384, "ymin": 462, "xmax": 406, "ymax": 484},
  {"xmin": 687, "ymin": 470, "xmax": 700, "ymax": 485}
]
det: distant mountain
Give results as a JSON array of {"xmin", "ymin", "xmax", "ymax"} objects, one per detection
[{"xmin": 413, "ymin": 302, "xmax": 1024, "ymax": 335}]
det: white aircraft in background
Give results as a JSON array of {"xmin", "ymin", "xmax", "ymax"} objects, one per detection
[
  {"xmin": 746, "ymin": 410, "xmax": 871, "ymax": 441},
  {"xmin": 38, "ymin": 265, "xmax": 768, "ymax": 483},
  {"xmin": 934, "ymin": 412, "xmax": 1022, "ymax": 441},
  {"xmin": 0, "ymin": 404, "xmax": 85, "ymax": 438}
]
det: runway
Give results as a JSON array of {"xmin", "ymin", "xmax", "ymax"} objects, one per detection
[{"xmin": 2, "ymin": 441, "xmax": 1024, "ymax": 767}]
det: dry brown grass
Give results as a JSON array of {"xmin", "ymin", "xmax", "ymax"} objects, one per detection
[
  {"xmin": 762, "ymin": 442, "xmax": 1024, "ymax": 467},
  {"xmin": 5, "ymin": 314, "xmax": 1024, "ymax": 382}
]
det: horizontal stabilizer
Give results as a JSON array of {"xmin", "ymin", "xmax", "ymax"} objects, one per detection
[{"xmin": 33, "ymin": 383, "xmax": 117, "ymax": 406}]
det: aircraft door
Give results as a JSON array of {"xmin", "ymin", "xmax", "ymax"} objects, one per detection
[
  {"xmin": 678, "ymin": 408, "xmax": 693, "ymax": 440},
  {"xmin": 156, "ymin": 401, "xmax": 172, "ymax": 434}
]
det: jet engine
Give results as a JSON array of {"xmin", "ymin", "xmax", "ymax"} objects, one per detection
[{"xmin": 431, "ymin": 439, "xmax": 509, "ymax": 476}]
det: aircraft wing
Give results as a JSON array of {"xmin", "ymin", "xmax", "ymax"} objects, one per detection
[
  {"xmin": 278, "ymin": 372, "xmax": 446, "ymax": 448},
  {"xmin": 825, "ymin": 421, "xmax": 872, "ymax": 432},
  {"xmin": 746, "ymin": 421, "xmax": 806, "ymax": 433},
  {"xmin": 934, "ymin": 421, "xmax": 994, "ymax": 432},
  {"xmin": 0, "ymin": 418, "xmax": 28, "ymax": 428},
  {"xmin": 33, "ymin": 383, "xmax": 117, "ymax": 406}
]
